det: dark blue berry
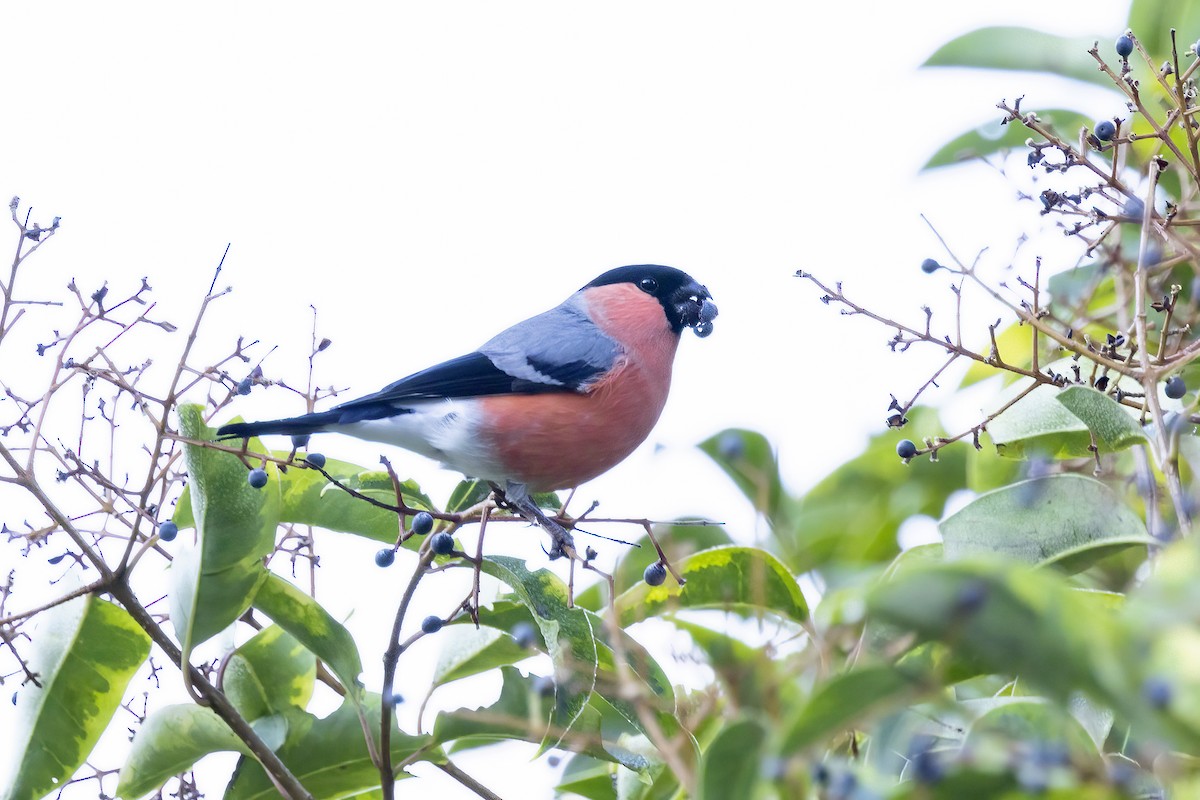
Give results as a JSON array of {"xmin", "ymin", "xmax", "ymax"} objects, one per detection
[
  {"xmin": 897, "ymin": 439, "xmax": 919, "ymax": 459},
  {"xmin": 694, "ymin": 321, "xmax": 713, "ymax": 338},
  {"xmin": 304, "ymin": 452, "xmax": 326, "ymax": 469},
  {"xmin": 1166, "ymin": 375, "xmax": 1187, "ymax": 399},
  {"xmin": 716, "ymin": 431, "xmax": 745, "ymax": 460},
  {"xmin": 237, "ymin": 377, "xmax": 253, "ymax": 396},
  {"xmin": 921, "ymin": 258, "xmax": 941, "ymax": 274},
  {"xmin": 511, "ymin": 621, "xmax": 538, "ymax": 649},
  {"xmin": 532, "ymin": 675, "xmax": 555, "ymax": 697},
  {"xmin": 1116, "ymin": 35, "xmax": 1134, "ymax": 58},
  {"xmin": 247, "ymin": 468, "xmax": 268, "ymax": 489},
  {"xmin": 290, "ymin": 433, "xmax": 310, "ymax": 448},
  {"xmin": 412, "ymin": 511, "xmax": 434, "ymax": 535},
  {"xmin": 375, "ymin": 548, "xmax": 395, "ymax": 568},
  {"xmin": 911, "ymin": 749, "xmax": 943, "ymax": 784},
  {"xmin": 158, "ymin": 520, "xmax": 179, "ymax": 542},
  {"xmin": 1123, "ymin": 197, "xmax": 1145, "ymax": 219},
  {"xmin": 1143, "ymin": 676, "xmax": 1172, "ymax": 709},
  {"xmin": 421, "ymin": 615, "xmax": 443, "ymax": 634},
  {"xmin": 431, "ymin": 531, "xmax": 455, "ymax": 555},
  {"xmin": 954, "ymin": 579, "xmax": 988, "ymax": 615},
  {"xmin": 643, "ymin": 561, "xmax": 667, "ymax": 586},
  {"xmin": 1095, "ymin": 120, "xmax": 1117, "ymax": 141}
]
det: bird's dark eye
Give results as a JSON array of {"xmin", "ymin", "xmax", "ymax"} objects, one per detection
[{"xmin": 638, "ymin": 277, "xmax": 658, "ymax": 294}]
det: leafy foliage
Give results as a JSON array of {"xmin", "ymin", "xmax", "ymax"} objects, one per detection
[{"xmin": 12, "ymin": 6, "xmax": 1200, "ymax": 799}]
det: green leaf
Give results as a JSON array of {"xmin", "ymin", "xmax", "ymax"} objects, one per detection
[
  {"xmin": 444, "ymin": 478, "xmax": 490, "ymax": 513},
  {"xmin": 771, "ymin": 408, "xmax": 967, "ymax": 572},
  {"xmin": 433, "ymin": 623, "xmax": 531, "ymax": 688},
  {"xmin": 171, "ymin": 405, "xmax": 279, "ymax": 656},
  {"xmin": 986, "ymin": 383, "xmax": 1093, "ymax": 459},
  {"xmin": 672, "ymin": 619, "xmax": 788, "ymax": 713},
  {"xmin": 698, "ymin": 429, "xmax": 784, "ymax": 522},
  {"xmin": 433, "ymin": 666, "xmax": 547, "ymax": 749},
  {"xmin": 697, "ymin": 717, "xmax": 767, "ymax": 800},
  {"xmin": 1128, "ymin": 1, "xmax": 1200, "ymax": 59},
  {"xmin": 613, "ymin": 545, "xmax": 807, "ymax": 626},
  {"xmin": 940, "ymin": 474, "xmax": 1153, "ymax": 571},
  {"xmin": 468, "ymin": 601, "xmax": 676, "ymax": 719},
  {"xmin": 867, "ymin": 560, "xmax": 1125, "ymax": 703},
  {"xmin": 434, "ymin": 668, "xmax": 652, "ymax": 772},
  {"xmin": 4, "ymin": 596, "xmax": 151, "ymax": 800},
  {"xmin": 781, "ymin": 665, "xmax": 929, "ymax": 752},
  {"xmin": 1056, "ymin": 386, "xmax": 1146, "ymax": 451},
  {"xmin": 115, "ymin": 706, "xmax": 286, "ymax": 800},
  {"xmin": 925, "ymin": 110, "xmax": 1092, "ymax": 170},
  {"xmin": 574, "ymin": 522, "xmax": 733, "ymax": 612},
  {"xmin": 556, "ymin": 755, "xmax": 618, "ymax": 800},
  {"xmin": 959, "ymin": 322, "xmax": 1033, "ymax": 386},
  {"xmin": 965, "ymin": 699, "xmax": 1103, "ymax": 768},
  {"xmin": 278, "ymin": 457, "xmax": 428, "ymax": 545},
  {"xmin": 223, "ymin": 625, "xmax": 316, "ymax": 720},
  {"xmin": 168, "ymin": 543, "xmax": 268, "ymax": 658},
  {"xmin": 225, "ymin": 696, "xmax": 431, "ymax": 800},
  {"xmin": 923, "ymin": 27, "xmax": 1111, "ymax": 88},
  {"xmin": 479, "ymin": 556, "xmax": 599, "ymax": 750},
  {"xmin": 253, "ymin": 574, "xmax": 364, "ymax": 699}
]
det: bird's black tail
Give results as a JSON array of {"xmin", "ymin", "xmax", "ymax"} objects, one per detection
[{"xmin": 216, "ymin": 409, "xmax": 344, "ymax": 440}]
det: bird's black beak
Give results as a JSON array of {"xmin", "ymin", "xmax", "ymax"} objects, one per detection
[{"xmin": 673, "ymin": 283, "xmax": 718, "ymax": 338}]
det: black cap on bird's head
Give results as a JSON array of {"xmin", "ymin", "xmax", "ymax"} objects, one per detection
[{"xmin": 585, "ymin": 264, "xmax": 718, "ymax": 337}]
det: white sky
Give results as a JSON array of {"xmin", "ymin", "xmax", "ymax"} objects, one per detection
[{"xmin": 1, "ymin": 3, "xmax": 1132, "ymax": 798}]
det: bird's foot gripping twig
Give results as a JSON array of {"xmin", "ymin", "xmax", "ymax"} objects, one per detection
[{"xmin": 489, "ymin": 482, "xmax": 577, "ymax": 560}]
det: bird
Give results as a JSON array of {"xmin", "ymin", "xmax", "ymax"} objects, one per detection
[{"xmin": 216, "ymin": 264, "xmax": 717, "ymax": 501}]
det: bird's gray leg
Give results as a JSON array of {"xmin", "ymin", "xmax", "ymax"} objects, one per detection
[{"xmin": 493, "ymin": 481, "xmax": 577, "ymax": 560}]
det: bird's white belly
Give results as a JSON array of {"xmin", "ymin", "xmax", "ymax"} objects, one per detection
[{"xmin": 331, "ymin": 398, "xmax": 506, "ymax": 484}]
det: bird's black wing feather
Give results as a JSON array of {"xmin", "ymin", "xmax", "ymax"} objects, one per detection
[{"xmin": 331, "ymin": 351, "xmax": 565, "ymax": 418}]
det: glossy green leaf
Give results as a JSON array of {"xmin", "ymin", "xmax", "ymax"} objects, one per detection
[
  {"xmin": 279, "ymin": 457, "xmax": 429, "ymax": 544},
  {"xmin": 986, "ymin": 382, "xmax": 1094, "ymax": 459},
  {"xmin": 4, "ymin": 596, "xmax": 151, "ymax": 800},
  {"xmin": 223, "ymin": 625, "xmax": 316, "ymax": 721},
  {"xmin": 171, "ymin": 405, "xmax": 279, "ymax": 655},
  {"xmin": 574, "ymin": 522, "xmax": 733, "ymax": 612},
  {"xmin": 959, "ymin": 322, "xmax": 1033, "ymax": 387},
  {"xmin": 253, "ymin": 573, "xmax": 363, "ymax": 699},
  {"xmin": 698, "ymin": 429, "xmax": 784, "ymax": 522},
  {"xmin": 1128, "ymin": 1, "xmax": 1200, "ymax": 58},
  {"xmin": 769, "ymin": 408, "xmax": 967, "ymax": 572},
  {"xmin": 613, "ymin": 545, "xmax": 806, "ymax": 626},
  {"xmin": 167, "ymin": 543, "xmax": 268, "ymax": 658},
  {"xmin": 867, "ymin": 560, "xmax": 1125, "ymax": 703},
  {"xmin": 115, "ymin": 706, "xmax": 285, "ymax": 800},
  {"xmin": 479, "ymin": 556, "xmax": 599, "ymax": 750},
  {"xmin": 781, "ymin": 665, "xmax": 929, "ymax": 752},
  {"xmin": 225, "ymin": 696, "xmax": 431, "ymax": 800},
  {"xmin": 671, "ymin": 619, "xmax": 788, "ymax": 713},
  {"xmin": 1056, "ymin": 386, "xmax": 1146, "ymax": 451},
  {"xmin": 444, "ymin": 478, "xmax": 490, "ymax": 513},
  {"xmin": 925, "ymin": 109, "xmax": 1092, "ymax": 170},
  {"xmin": 556, "ymin": 755, "xmax": 617, "ymax": 800},
  {"xmin": 965, "ymin": 699, "xmax": 1103, "ymax": 768},
  {"xmin": 434, "ymin": 668, "xmax": 651, "ymax": 772},
  {"xmin": 467, "ymin": 600, "xmax": 676, "ymax": 717},
  {"xmin": 696, "ymin": 717, "xmax": 767, "ymax": 800},
  {"xmin": 940, "ymin": 474, "xmax": 1153, "ymax": 571},
  {"xmin": 433, "ymin": 666, "xmax": 548, "ymax": 749},
  {"xmin": 433, "ymin": 623, "xmax": 531, "ymax": 688},
  {"xmin": 923, "ymin": 27, "xmax": 1110, "ymax": 88}
]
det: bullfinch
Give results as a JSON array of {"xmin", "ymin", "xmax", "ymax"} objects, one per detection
[{"xmin": 216, "ymin": 264, "xmax": 717, "ymax": 499}]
